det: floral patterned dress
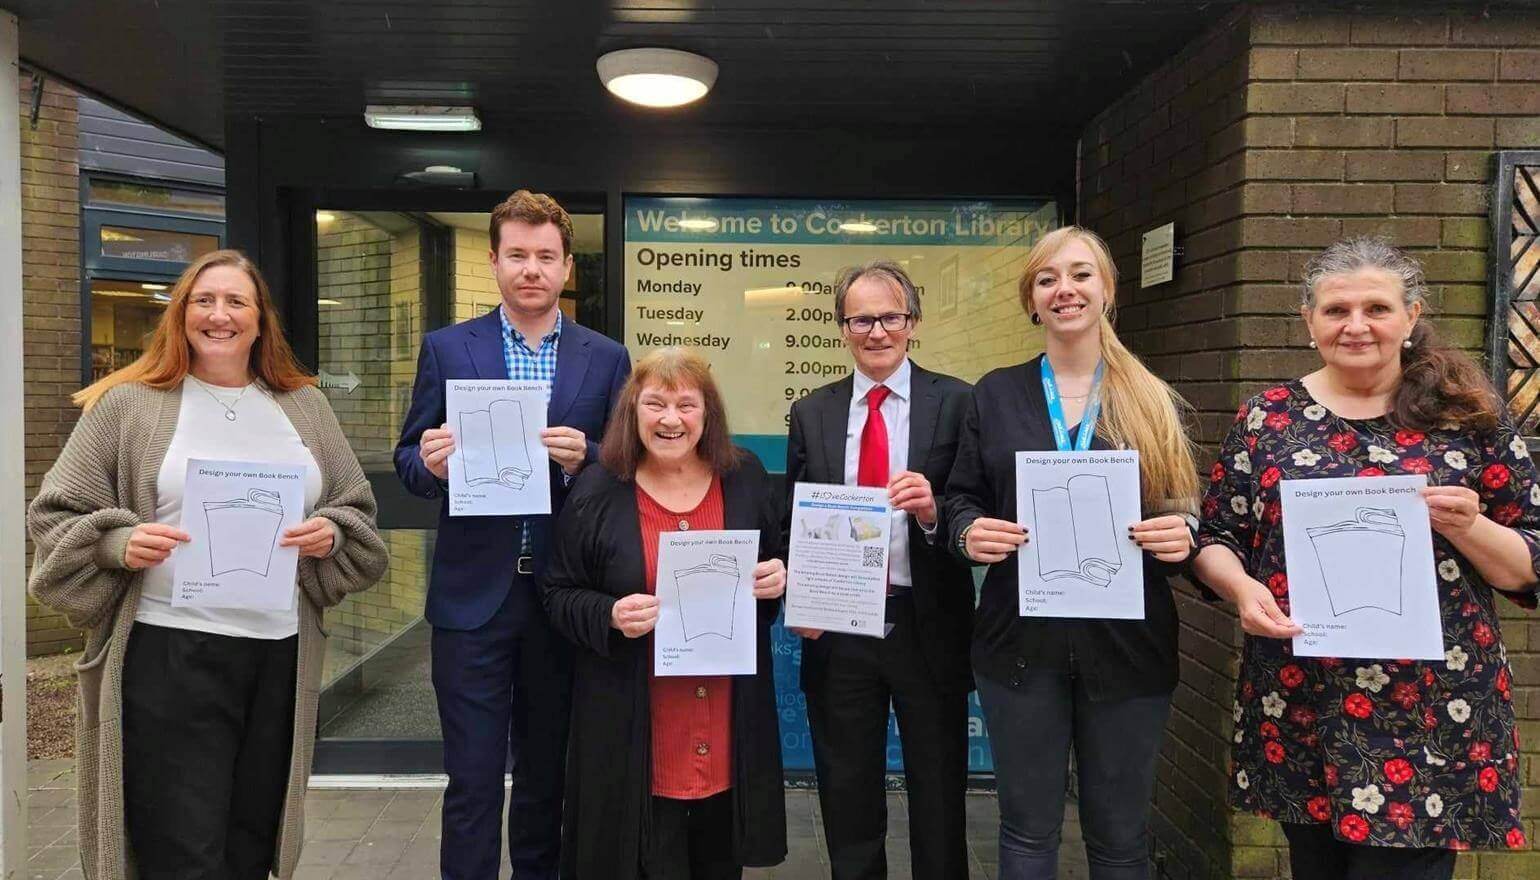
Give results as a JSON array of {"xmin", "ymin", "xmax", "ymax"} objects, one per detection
[{"xmin": 1198, "ymin": 380, "xmax": 1538, "ymax": 851}]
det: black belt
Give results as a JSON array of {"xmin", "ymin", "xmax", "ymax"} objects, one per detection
[{"xmin": 516, "ymin": 555, "xmax": 535, "ymax": 576}]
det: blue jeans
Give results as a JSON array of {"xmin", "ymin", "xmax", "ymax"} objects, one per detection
[{"xmin": 977, "ymin": 669, "xmax": 1171, "ymax": 880}]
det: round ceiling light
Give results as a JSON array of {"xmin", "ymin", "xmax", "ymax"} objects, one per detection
[{"xmin": 597, "ymin": 48, "xmax": 718, "ymax": 108}]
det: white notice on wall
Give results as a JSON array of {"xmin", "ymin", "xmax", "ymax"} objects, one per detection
[
  {"xmin": 1280, "ymin": 475, "xmax": 1443, "ymax": 660},
  {"xmin": 1016, "ymin": 450, "xmax": 1144, "ymax": 619},
  {"xmin": 447, "ymin": 380, "xmax": 551, "ymax": 517},
  {"xmin": 784, "ymin": 482, "xmax": 892, "ymax": 637},
  {"xmin": 654, "ymin": 530, "xmax": 761, "ymax": 677},
  {"xmin": 1140, "ymin": 222, "xmax": 1175, "ymax": 289},
  {"xmin": 173, "ymin": 458, "xmax": 306, "ymax": 610}
]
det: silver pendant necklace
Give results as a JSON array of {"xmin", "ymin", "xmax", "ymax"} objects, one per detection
[{"xmin": 190, "ymin": 376, "xmax": 251, "ymax": 421}]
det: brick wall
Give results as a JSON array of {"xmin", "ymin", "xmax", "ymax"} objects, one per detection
[
  {"xmin": 452, "ymin": 227, "xmax": 501, "ymax": 322},
  {"xmin": 20, "ymin": 73, "xmax": 82, "ymax": 657},
  {"xmin": 1080, "ymin": 4, "xmax": 1540, "ymax": 878}
]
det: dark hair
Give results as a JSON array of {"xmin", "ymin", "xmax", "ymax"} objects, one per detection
[
  {"xmin": 489, "ymin": 190, "xmax": 573, "ymax": 255},
  {"xmin": 1392, "ymin": 322, "xmax": 1499, "ymax": 433},
  {"xmin": 599, "ymin": 347, "xmax": 743, "ymax": 481},
  {"xmin": 1302, "ymin": 237, "xmax": 1499, "ymax": 433}
]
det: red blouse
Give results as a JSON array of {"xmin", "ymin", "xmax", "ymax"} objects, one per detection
[{"xmin": 638, "ymin": 477, "xmax": 733, "ymax": 799}]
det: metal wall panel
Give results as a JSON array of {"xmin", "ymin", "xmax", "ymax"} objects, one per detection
[{"xmin": 79, "ymin": 97, "xmax": 224, "ymax": 185}]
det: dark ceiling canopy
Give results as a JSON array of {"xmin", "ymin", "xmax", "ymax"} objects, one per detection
[{"xmin": 12, "ymin": 0, "xmax": 1242, "ymax": 150}]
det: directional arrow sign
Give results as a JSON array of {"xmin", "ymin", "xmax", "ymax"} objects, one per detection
[{"xmin": 318, "ymin": 369, "xmax": 361, "ymax": 394}]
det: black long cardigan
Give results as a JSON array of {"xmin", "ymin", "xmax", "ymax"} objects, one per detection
[{"xmin": 541, "ymin": 453, "xmax": 788, "ymax": 879}]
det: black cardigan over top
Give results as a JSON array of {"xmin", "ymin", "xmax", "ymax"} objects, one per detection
[{"xmin": 541, "ymin": 453, "xmax": 787, "ymax": 879}]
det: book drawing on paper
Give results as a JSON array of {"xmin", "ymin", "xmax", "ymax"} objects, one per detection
[
  {"xmin": 673, "ymin": 553, "xmax": 741, "ymax": 641},
  {"xmin": 458, "ymin": 398, "xmax": 534, "ymax": 489},
  {"xmin": 204, "ymin": 488, "xmax": 284, "ymax": 577},
  {"xmin": 1030, "ymin": 474, "xmax": 1123, "ymax": 587},
  {"xmin": 1306, "ymin": 506, "xmax": 1406, "ymax": 616}
]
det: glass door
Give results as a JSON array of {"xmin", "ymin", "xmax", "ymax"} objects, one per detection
[{"xmin": 308, "ymin": 204, "xmax": 607, "ymax": 773}]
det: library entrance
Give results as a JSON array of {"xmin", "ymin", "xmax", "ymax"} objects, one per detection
[{"xmin": 306, "ymin": 198, "xmax": 606, "ymax": 772}]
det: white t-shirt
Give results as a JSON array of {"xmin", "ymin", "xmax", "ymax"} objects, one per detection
[{"xmin": 136, "ymin": 377, "xmax": 324, "ymax": 639}]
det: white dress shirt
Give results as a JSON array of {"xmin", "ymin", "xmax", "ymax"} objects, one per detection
[{"xmin": 843, "ymin": 358, "xmax": 932, "ymax": 587}]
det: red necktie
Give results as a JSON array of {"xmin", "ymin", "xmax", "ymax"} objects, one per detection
[{"xmin": 858, "ymin": 385, "xmax": 891, "ymax": 488}]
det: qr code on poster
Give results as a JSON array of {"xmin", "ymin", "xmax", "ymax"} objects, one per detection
[{"xmin": 861, "ymin": 546, "xmax": 884, "ymax": 568}]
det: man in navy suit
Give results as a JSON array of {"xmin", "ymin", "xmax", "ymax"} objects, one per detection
[{"xmin": 395, "ymin": 191, "xmax": 630, "ymax": 880}]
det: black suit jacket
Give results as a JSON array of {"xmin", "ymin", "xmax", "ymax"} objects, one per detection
[{"xmin": 783, "ymin": 361, "xmax": 975, "ymax": 694}]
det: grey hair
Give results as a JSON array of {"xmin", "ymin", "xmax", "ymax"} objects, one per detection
[
  {"xmin": 1301, "ymin": 236, "xmax": 1429, "ymax": 310},
  {"xmin": 833, "ymin": 260, "xmax": 923, "ymax": 322}
]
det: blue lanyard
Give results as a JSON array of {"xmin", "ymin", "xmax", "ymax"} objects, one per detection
[{"xmin": 1041, "ymin": 357, "xmax": 1104, "ymax": 452}]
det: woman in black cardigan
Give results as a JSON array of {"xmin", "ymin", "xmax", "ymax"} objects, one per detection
[
  {"xmin": 943, "ymin": 227, "xmax": 1200, "ymax": 880},
  {"xmin": 542, "ymin": 347, "xmax": 787, "ymax": 880}
]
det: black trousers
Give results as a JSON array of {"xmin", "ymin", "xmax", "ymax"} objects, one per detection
[
  {"xmin": 1282, "ymin": 822, "xmax": 1457, "ymax": 880},
  {"xmin": 642, "ymin": 791, "xmax": 741, "ymax": 880},
  {"xmin": 122, "ymin": 622, "xmax": 298, "ymax": 880},
  {"xmin": 804, "ymin": 593, "xmax": 970, "ymax": 880}
]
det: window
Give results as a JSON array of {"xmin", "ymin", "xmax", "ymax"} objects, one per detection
[
  {"xmin": 81, "ymin": 175, "xmax": 226, "ymax": 385},
  {"xmin": 1490, "ymin": 151, "xmax": 1540, "ymax": 440},
  {"xmin": 87, "ymin": 179, "xmax": 225, "ymax": 216},
  {"xmin": 99, "ymin": 225, "xmax": 220, "ymax": 262},
  {"xmin": 88, "ymin": 280, "xmax": 170, "ymax": 380}
]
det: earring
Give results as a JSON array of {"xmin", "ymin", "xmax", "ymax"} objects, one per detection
[
  {"xmin": 1309, "ymin": 339, "xmax": 1317, "ymax": 349},
  {"xmin": 1402, "ymin": 338, "xmax": 1413, "ymax": 349},
  {"xmin": 1030, "ymin": 312, "xmax": 1042, "ymax": 326}
]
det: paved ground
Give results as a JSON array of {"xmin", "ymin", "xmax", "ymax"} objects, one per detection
[{"xmin": 26, "ymin": 760, "xmax": 1090, "ymax": 879}]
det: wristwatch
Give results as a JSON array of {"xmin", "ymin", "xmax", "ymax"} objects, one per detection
[{"xmin": 957, "ymin": 521, "xmax": 976, "ymax": 560}]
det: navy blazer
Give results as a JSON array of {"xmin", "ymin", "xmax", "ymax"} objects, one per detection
[{"xmin": 394, "ymin": 307, "xmax": 631, "ymax": 631}]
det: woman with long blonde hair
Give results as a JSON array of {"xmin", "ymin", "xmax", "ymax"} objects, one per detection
[
  {"xmin": 28, "ymin": 249, "xmax": 387, "ymax": 879},
  {"xmin": 944, "ymin": 226, "xmax": 1200, "ymax": 880}
]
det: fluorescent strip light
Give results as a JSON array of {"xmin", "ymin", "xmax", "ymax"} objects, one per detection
[{"xmin": 364, "ymin": 105, "xmax": 481, "ymax": 132}]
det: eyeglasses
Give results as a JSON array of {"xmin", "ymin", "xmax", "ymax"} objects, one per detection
[{"xmin": 840, "ymin": 313, "xmax": 912, "ymax": 334}]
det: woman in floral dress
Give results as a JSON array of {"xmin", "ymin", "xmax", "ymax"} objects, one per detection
[{"xmin": 1194, "ymin": 237, "xmax": 1537, "ymax": 880}]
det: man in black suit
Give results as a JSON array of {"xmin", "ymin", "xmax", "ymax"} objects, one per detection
[{"xmin": 783, "ymin": 260, "xmax": 975, "ymax": 880}]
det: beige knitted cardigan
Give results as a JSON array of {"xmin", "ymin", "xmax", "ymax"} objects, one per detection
[{"xmin": 26, "ymin": 381, "xmax": 389, "ymax": 880}]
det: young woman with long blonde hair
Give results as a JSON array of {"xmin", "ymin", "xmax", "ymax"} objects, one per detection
[{"xmin": 944, "ymin": 226, "xmax": 1200, "ymax": 880}]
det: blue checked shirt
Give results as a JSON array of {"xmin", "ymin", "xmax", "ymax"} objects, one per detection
[
  {"xmin": 499, "ymin": 306, "xmax": 561, "ymax": 400},
  {"xmin": 499, "ymin": 307, "xmax": 563, "ymax": 555}
]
